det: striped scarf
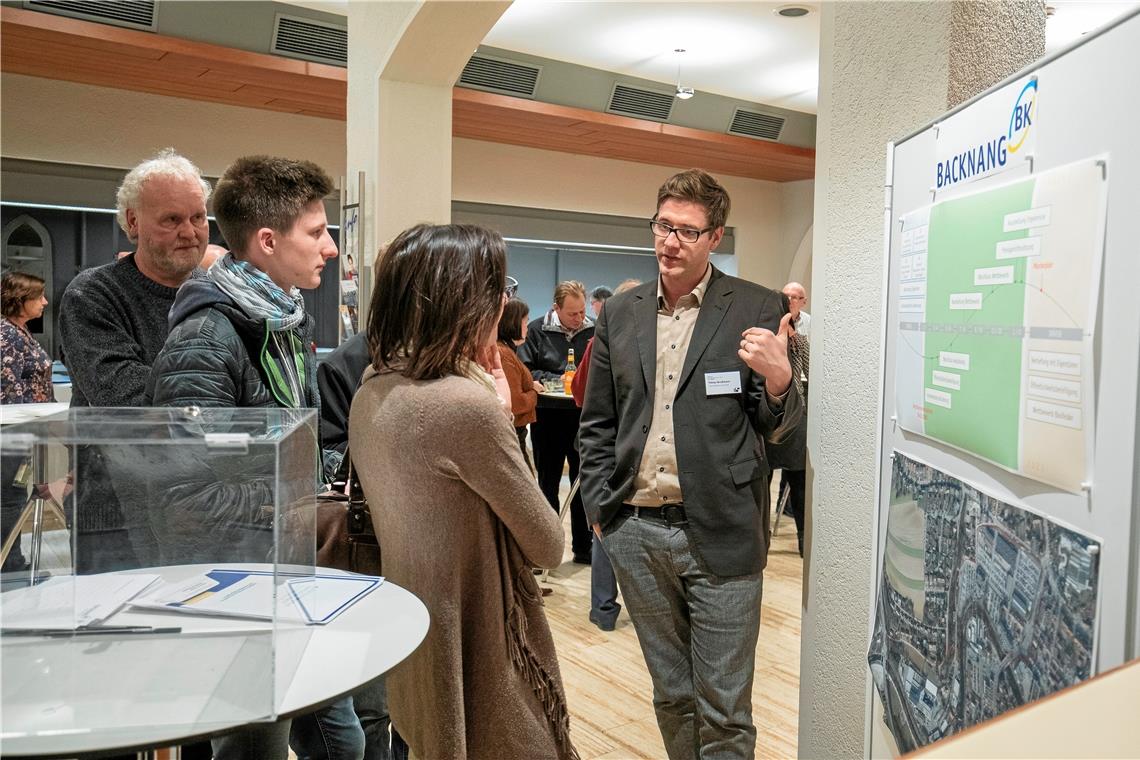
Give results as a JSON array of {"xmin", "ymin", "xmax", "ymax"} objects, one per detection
[
  {"xmin": 210, "ymin": 254, "xmax": 307, "ymax": 407},
  {"xmin": 209, "ymin": 253, "xmax": 305, "ymax": 332}
]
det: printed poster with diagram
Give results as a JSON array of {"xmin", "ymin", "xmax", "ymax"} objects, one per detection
[{"xmin": 894, "ymin": 158, "xmax": 1108, "ymax": 492}]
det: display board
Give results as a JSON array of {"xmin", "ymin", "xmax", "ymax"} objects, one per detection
[{"xmin": 868, "ymin": 9, "xmax": 1140, "ymax": 756}]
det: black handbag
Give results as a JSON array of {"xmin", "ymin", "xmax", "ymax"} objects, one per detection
[{"xmin": 314, "ymin": 450, "xmax": 380, "ymax": 575}]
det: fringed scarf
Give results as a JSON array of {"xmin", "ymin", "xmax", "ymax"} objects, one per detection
[{"xmin": 497, "ymin": 522, "xmax": 580, "ymax": 760}]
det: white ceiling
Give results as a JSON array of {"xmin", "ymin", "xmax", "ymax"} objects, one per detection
[
  {"xmin": 483, "ymin": 1, "xmax": 822, "ymax": 114},
  {"xmin": 1044, "ymin": 1, "xmax": 1139, "ymax": 51},
  {"xmin": 282, "ymin": 0, "xmax": 1139, "ymax": 117}
]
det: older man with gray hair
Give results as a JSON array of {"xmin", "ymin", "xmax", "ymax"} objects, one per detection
[
  {"xmin": 782, "ymin": 281, "xmax": 810, "ymax": 337},
  {"xmin": 59, "ymin": 148, "xmax": 210, "ymax": 572}
]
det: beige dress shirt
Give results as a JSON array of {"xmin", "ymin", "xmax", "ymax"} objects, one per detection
[{"xmin": 628, "ymin": 266, "xmax": 714, "ymax": 507}]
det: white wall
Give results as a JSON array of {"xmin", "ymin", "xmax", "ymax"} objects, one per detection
[
  {"xmin": 800, "ymin": 3, "xmax": 952, "ymax": 758},
  {"xmin": 453, "ymin": 137, "xmax": 813, "ymax": 289},
  {"xmin": 801, "ymin": 3, "xmax": 1047, "ymax": 756},
  {"xmin": 0, "ymin": 73, "xmax": 346, "ymax": 178}
]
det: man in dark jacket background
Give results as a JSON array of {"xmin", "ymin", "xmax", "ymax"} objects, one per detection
[
  {"xmin": 146, "ymin": 156, "xmax": 363, "ymax": 760},
  {"xmin": 517, "ymin": 280, "xmax": 595, "ymax": 563}
]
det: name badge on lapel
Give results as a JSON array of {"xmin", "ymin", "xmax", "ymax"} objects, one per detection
[{"xmin": 704, "ymin": 370, "xmax": 741, "ymax": 396}]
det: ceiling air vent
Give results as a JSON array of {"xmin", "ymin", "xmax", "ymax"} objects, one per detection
[
  {"xmin": 608, "ymin": 84, "xmax": 673, "ymax": 122},
  {"xmin": 728, "ymin": 108, "xmax": 786, "ymax": 141},
  {"xmin": 459, "ymin": 55, "xmax": 541, "ymax": 98},
  {"xmin": 24, "ymin": 0, "xmax": 157, "ymax": 31},
  {"xmin": 271, "ymin": 14, "xmax": 347, "ymax": 67}
]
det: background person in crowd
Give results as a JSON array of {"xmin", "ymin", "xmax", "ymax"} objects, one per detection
[
  {"xmin": 497, "ymin": 294, "xmax": 541, "ymax": 471},
  {"xmin": 769, "ymin": 281, "xmax": 812, "ymax": 557},
  {"xmin": 146, "ymin": 155, "xmax": 361, "ymax": 760},
  {"xmin": 349, "ymin": 224, "xmax": 575, "ymax": 760},
  {"xmin": 579, "ymin": 169, "xmax": 803, "ymax": 759},
  {"xmin": 317, "ymin": 328, "xmax": 409, "ymax": 760},
  {"xmin": 783, "ymin": 281, "xmax": 810, "ymax": 338},
  {"xmin": 59, "ymin": 148, "xmax": 210, "ymax": 574},
  {"xmin": 317, "ymin": 331, "xmax": 368, "ymax": 480},
  {"xmin": 1, "ymin": 271, "xmax": 54, "ymax": 405},
  {"xmin": 590, "ymin": 285, "xmax": 612, "ymax": 318},
  {"xmin": 570, "ymin": 279, "xmax": 640, "ymax": 407},
  {"xmin": 518, "ymin": 280, "xmax": 594, "ymax": 564},
  {"xmin": 766, "ymin": 316, "xmax": 810, "ymax": 556},
  {"xmin": 571, "ymin": 278, "xmax": 640, "ymax": 632},
  {"xmin": 1, "ymin": 270, "xmax": 55, "ymax": 573}
]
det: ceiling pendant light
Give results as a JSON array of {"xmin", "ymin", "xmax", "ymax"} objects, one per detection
[{"xmin": 674, "ymin": 48, "xmax": 695, "ymax": 100}]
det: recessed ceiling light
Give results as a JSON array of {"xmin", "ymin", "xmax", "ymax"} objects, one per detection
[{"xmin": 776, "ymin": 5, "xmax": 812, "ymax": 18}]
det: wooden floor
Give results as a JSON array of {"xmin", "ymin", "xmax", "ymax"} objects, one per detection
[{"xmin": 541, "ymin": 478, "xmax": 803, "ymax": 760}]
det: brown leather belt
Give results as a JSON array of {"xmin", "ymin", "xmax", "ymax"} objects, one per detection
[{"xmin": 620, "ymin": 503, "xmax": 688, "ymax": 526}]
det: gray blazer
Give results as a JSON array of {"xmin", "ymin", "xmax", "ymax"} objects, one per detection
[{"xmin": 579, "ymin": 267, "xmax": 804, "ymax": 576}]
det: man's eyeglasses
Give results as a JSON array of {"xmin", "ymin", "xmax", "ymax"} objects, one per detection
[
  {"xmin": 649, "ymin": 220, "xmax": 714, "ymax": 244},
  {"xmin": 505, "ymin": 275, "xmax": 519, "ymax": 299}
]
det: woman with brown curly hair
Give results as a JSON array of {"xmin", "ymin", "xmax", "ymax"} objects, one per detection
[{"xmin": 1, "ymin": 270, "xmax": 54, "ymax": 404}]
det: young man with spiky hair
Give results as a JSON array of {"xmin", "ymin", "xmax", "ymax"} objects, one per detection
[
  {"xmin": 147, "ymin": 156, "xmax": 362, "ymax": 760},
  {"xmin": 148, "ymin": 155, "xmax": 337, "ymax": 409}
]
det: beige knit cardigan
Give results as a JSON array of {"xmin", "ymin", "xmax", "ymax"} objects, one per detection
[{"xmin": 349, "ymin": 368, "xmax": 579, "ymax": 760}]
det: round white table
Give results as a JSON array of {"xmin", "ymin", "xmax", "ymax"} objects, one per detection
[{"xmin": 0, "ymin": 563, "xmax": 429, "ymax": 758}]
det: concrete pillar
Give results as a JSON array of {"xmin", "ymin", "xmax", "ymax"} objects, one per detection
[
  {"xmin": 799, "ymin": 2, "xmax": 1043, "ymax": 757},
  {"xmin": 346, "ymin": 1, "xmax": 510, "ymax": 321},
  {"xmin": 948, "ymin": 1, "xmax": 1047, "ymax": 106}
]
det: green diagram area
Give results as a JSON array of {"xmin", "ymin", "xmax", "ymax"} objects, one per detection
[{"xmin": 922, "ymin": 180, "xmax": 1035, "ymax": 469}]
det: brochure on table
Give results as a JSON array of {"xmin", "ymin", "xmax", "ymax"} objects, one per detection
[
  {"xmin": 1, "ymin": 574, "xmax": 161, "ymax": 631},
  {"xmin": 131, "ymin": 568, "xmax": 384, "ymax": 625}
]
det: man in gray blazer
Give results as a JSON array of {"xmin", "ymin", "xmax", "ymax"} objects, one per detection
[{"xmin": 579, "ymin": 169, "xmax": 803, "ymax": 759}]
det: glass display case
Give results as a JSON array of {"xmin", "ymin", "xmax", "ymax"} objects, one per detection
[{"xmin": 0, "ymin": 406, "xmax": 321, "ymax": 751}]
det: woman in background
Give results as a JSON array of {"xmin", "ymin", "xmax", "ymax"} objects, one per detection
[
  {"xmin": 1, "ymin": 270, "xmax": 54, "ymax": 404},
  {"xmin": 349, "ymin": 224, "xmax": 577, "ymax": 760},
  {"xmin": 1, "ymin": 270, "xmax": 55, "ymax": 572},
  {"xmin": 496, "ymin": 295, "xmax": 542, "ymax": 471}
]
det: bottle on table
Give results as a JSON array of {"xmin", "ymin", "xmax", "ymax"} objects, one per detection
[{"xmin": 562, "ymin": 348, "xmax": 576, "ymax": 394}]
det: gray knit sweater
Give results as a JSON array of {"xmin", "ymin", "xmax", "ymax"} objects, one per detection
[
  {"xmin": 60, "ymin": 254, "xmax": 183, "ymax": 408},
  {"xmin": 58, "ymin": 254, "xmax": 184, "ymax": 536}
]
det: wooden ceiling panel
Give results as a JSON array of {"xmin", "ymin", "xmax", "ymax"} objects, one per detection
[
  {"xmin": 452, "ymin": 89, "xmax": 814, "ymax": 181},
  {"xmin": 1, "ymin": 6, "xmax": 814, "ymax": 181},
  {"xmin": 1, "ymin": 6, "xmax": 348, "ymax": 119}
]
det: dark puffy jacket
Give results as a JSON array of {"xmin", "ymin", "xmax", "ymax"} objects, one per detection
[
  {"xmin": 140, "ymin": 279, "xmax": 320, "ymax": 565},
  {"xmin": 316, "ymin": 331, "xmax": 370, "ymax": 480},
  {"xmin": 146, "ymin": 279, "xmax": 318, "ymax": 409}
]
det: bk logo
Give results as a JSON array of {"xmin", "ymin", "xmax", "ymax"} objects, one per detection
[{"xmin": 1008, "ymin": 79, "xmax": 1037, "ymax": 153}]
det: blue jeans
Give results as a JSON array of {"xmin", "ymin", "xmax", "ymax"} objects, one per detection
[
  {"xmin": 589, "ymin": 532, "xmax": 621, "ymax": 627},
  {"xmin": 211, "ymin": 697, "xmax": 365, "ymax": 760},
  {"xmin": 603, "ymin": 512, "xmax": 763, "ymax": 760},
  {"xmin": 352, "ymin": 676, "xmax": 409, "ymax": 760}
]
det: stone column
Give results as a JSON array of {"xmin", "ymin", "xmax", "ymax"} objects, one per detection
[
  {"xmin": 346, "ymin": 1, "xmax": 510, "ymax": 323},
  {"xmin": 799, "ymin": 2, "xmax": 1044, "ymax": 757},
  {"xmin": 948, "ymin": 1, "xmax": 1046, "ymax": 107}
]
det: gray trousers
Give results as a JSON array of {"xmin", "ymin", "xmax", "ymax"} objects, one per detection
[{"xmin": 603, "ymin": 511, "xmax": 763, "ymax": 760}]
